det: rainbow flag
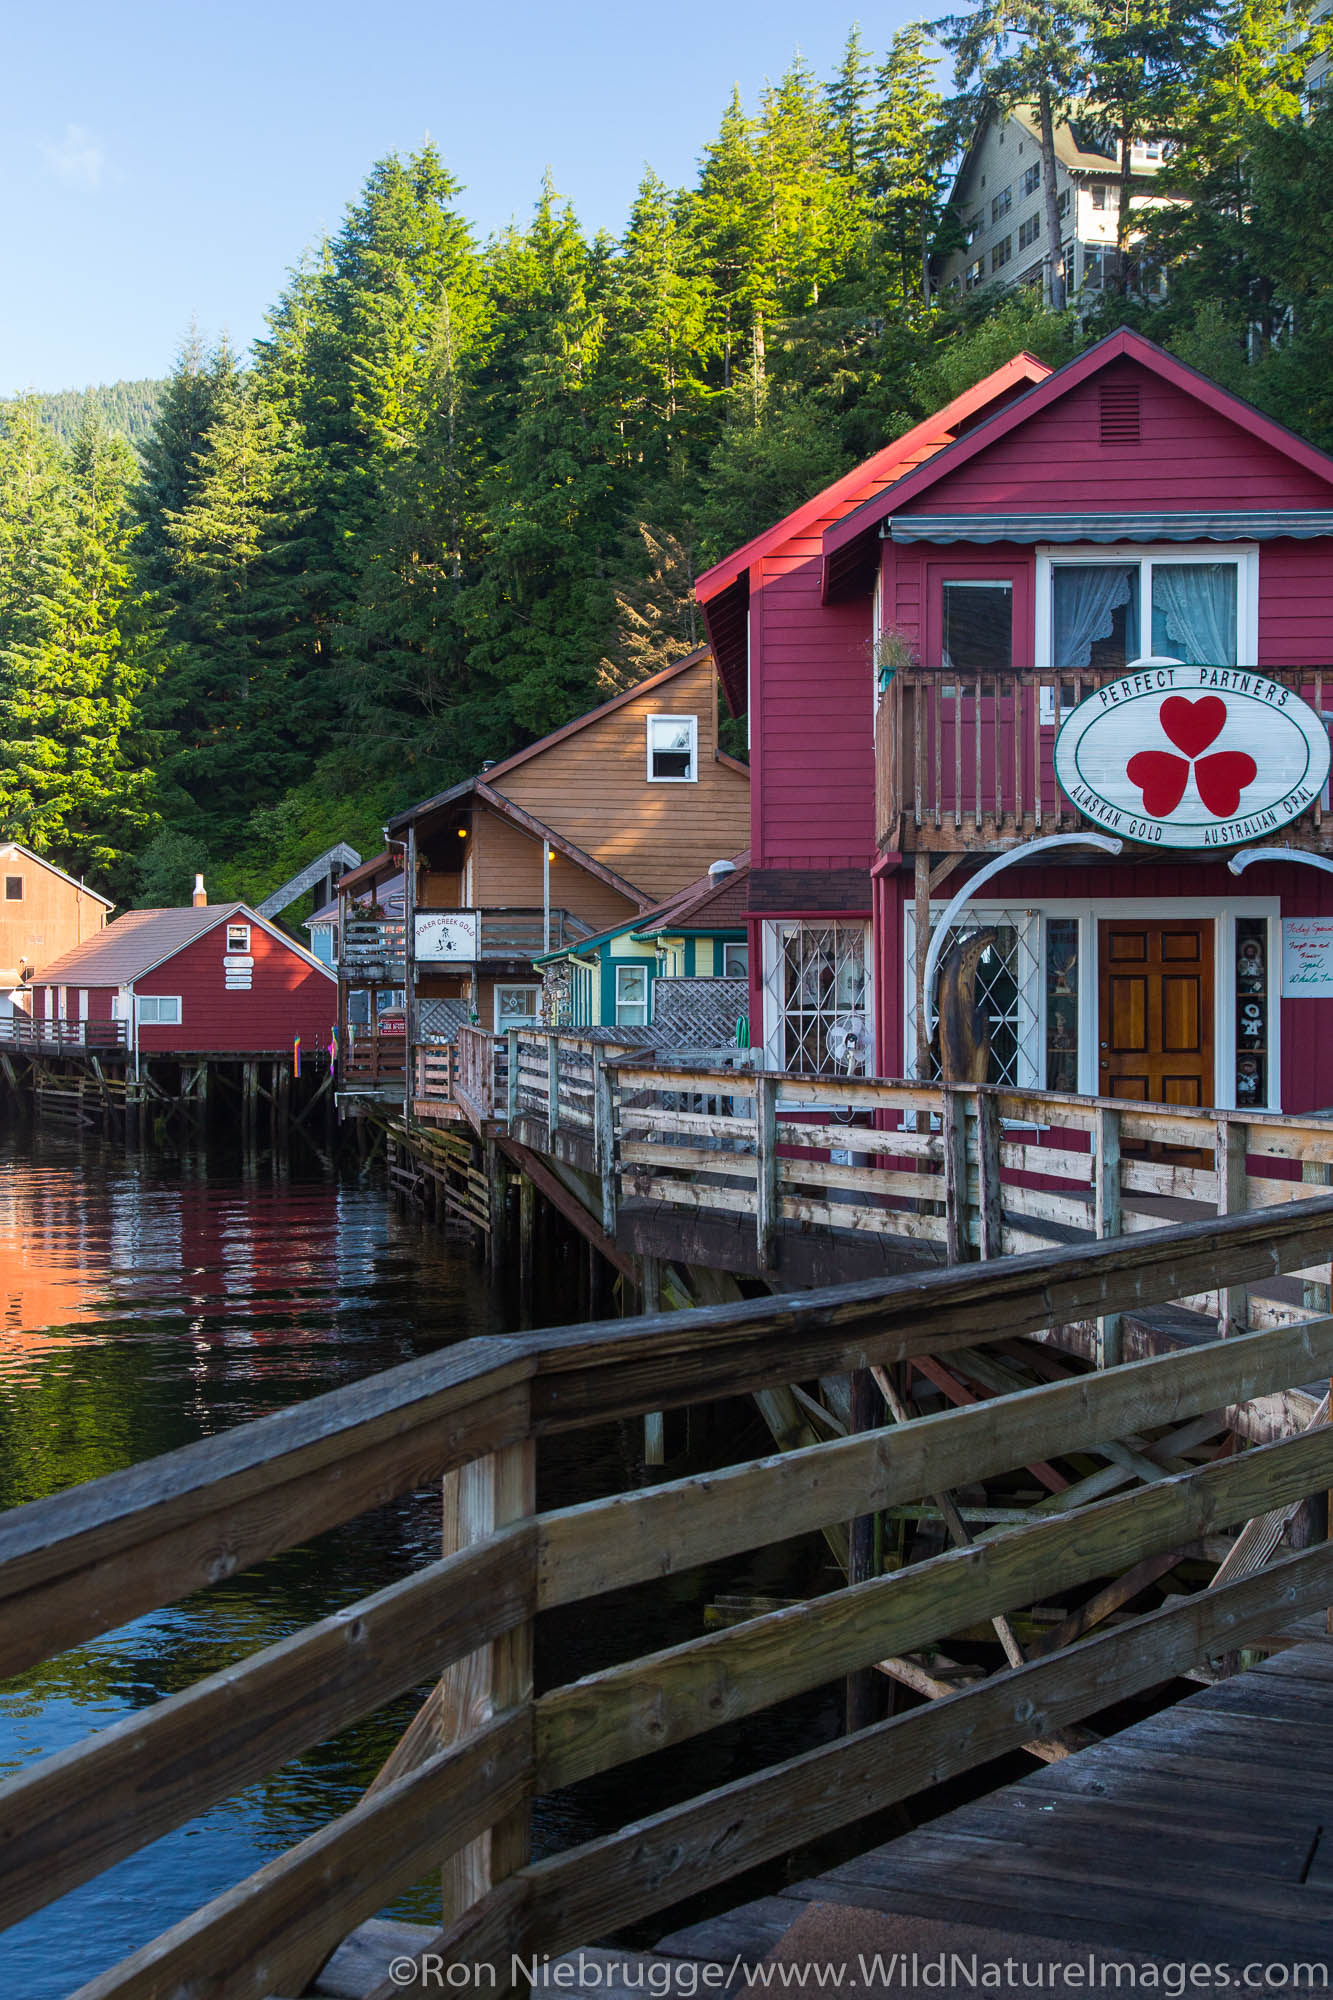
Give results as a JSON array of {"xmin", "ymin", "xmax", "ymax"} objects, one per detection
[
  {"xmin": 293, "ymin": 1035, "xmax": 302, "ymax": 1079},
  {"xmin": 329, "ymin": 1028, "xmax": 338, "ymax": 1065}
]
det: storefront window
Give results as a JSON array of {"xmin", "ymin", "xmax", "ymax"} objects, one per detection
[
  {"xmin": 1045, "ymin": 919, "xmax": 1080, "ymax": 1092},
  {"xmin": 1235, "ymin": 917, "xmax": 1268, "ymax": 1107},
  {"xmin": 769, "ymin": 923, "xmax": 869, "ymax": 1074}
]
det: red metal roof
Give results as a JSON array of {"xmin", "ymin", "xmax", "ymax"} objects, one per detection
[
  {"xmin": 697, "ymin": 353, "xmax": 1052, "ymax": 712},
  {"xmin": 821, "ymin": 327, "xmax": 1333, "ymax": 592}
]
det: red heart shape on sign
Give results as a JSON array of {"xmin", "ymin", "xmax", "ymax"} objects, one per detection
[
  {"xmin": 1159, "ymin": 694, "xmax": 1226, "ymax": 757},
  {"xmin": 1194, "ymin": 749, "xmax": 1258, "ymax": 818},
  {"xmin": 1127, "ymin": 750, "xmax": 1190, "ymax": 817}
]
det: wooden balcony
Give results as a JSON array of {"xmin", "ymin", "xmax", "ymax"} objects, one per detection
[
  {"xmin": 877, "ymin": 664, "xmax": 1333, "ymax": 855},
  {"xmin": 342, "ymin": 910, "xmax": 593, "ymax": 985},
  {"xmin": 0, "ymin": 1016, "xmax": 126, "ymax": 1052}
]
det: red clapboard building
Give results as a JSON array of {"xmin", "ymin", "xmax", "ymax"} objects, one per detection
[
  {"xmin": 698, "ymin": 326, "xmax": 1333, "ymax": 1115},
  {"xmin": 32, "ymin": 899, "xmax": 335, "ymax": 1058}
]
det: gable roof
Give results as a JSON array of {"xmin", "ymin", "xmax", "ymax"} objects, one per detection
[
  {"xmin": 385, "ymin": 779, "xmax": 655, "ymax": 913},
  {"xmin": 0, "ymin": 842, "xmax": 113, "ymax": 909},
  {"xmin": 535, "ymin": 855, "xmax": 749, "ymax": 962},
  {"xmin": 638, "ymin": 857, "xmax": 750, "ymax": 935},
  {"xmin": 384, "ymin": 653, "xmax": 722, "ymax": 844},
  {"xmin": 695, "ymin": 353, "xmax": 1052, "ymax": 713},
  {"xmin": 821, "ymin": 326, "xmax": 1333, "ymax": 595},
  {"xmin": 36, "ymin": 903, "xmax": 334, "ymax": 988}
]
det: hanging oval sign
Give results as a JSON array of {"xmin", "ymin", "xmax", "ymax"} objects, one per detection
[{"xmin": 1053, "ymin": 666, "xmax": 1331, "ymax": 849}]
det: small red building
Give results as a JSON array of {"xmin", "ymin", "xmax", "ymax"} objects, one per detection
[
  {"xmin": 32, "ymin": 901, "xmax": 335, "ymax": 1058},
  {"xmin": 699, "ymin": 327, "xmax": 1333, "ymax": 1115}
]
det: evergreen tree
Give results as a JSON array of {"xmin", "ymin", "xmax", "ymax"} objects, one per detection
[
  {"xmin": 460, "ymin": 178, "xmax": 622, "ymax": 748},
  {"xmin": 0, "ymin": 402, "xmax": 157, "ymax": 887}
]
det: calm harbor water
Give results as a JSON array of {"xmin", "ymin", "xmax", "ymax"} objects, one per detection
[{"xmin": 0, "ymin": 1121, "xmax": 837, "ymax": 1996}]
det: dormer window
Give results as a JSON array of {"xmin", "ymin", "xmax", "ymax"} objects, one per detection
[
  {"xmin": 647, "ymin": 715, "xmax": 698, "ymax": 782},
  {"xmin": 226, "ymin": 923, "xmax": 251, "ymax": 954}
]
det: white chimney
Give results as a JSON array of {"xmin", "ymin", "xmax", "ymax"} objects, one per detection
[
  {"xmin": 192, "ymin": 873, "xmax": 207, "ymax": 908},
  {"xmin": 708, "ymin": 859, "xmax": 738, "ymax": 883}
]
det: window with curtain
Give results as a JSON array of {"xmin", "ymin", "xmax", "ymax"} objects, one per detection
[{"xmin": 1049, "ymin": 556, "xmax": 1240, "ymax": 669}]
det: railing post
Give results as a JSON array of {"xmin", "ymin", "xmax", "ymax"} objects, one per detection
[
  {"xmin": 547, "ymin": 1033, "xmax": 560, "ymax": 1137},
  {"xmin": 506, "ymin": 1029, "xmax": 519, "ymax": 1127},
  {"xmin": 975, "ymin": 1089, "xmax": 1003, "ymax": 1260},
  {"xmin": 1303, "ymin": 1157, "xmax": 1333, "ymax": 1318},
  {"xmin": 595, "ymin": 1051, "xmax": 617, "ymax": 1236},
  {"xmin": 440, "ymin": 1439, "xmax": 536, "ymax": 1925},
  {"xmin": 1095, "ymin": 1104, "xmax": 1123, "ymax": 1368},
  {"xmin": 943, "ymin": 1088, "xmax": 971, "ymax": 1265},
  {"xmin": 641, "ymin": 1255, "xmax": 664, "ymax": 1466},
  {"xmin": 1218, "ymin": 1117, "xmax": 1249, "ymax": 1337},
  {"xmin": 755, "ymin": 1072, "xmax": 778, "ymax": 1276}
]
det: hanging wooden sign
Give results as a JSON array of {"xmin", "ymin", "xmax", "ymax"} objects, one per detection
[
  {"xmin": 415, "ymin": 910, "xmax": 480, "ymax": 962},
  {"xmin": 1054, "ymin": 666, "xmax": 1331, "ymax": 849}
]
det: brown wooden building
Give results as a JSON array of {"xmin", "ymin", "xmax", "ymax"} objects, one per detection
[
  {"xmin": 336, "ymin": 653, "xmax": 750, "ymax": 1098},
  {"xmin": 0, "ymin": 843, "xmax": 112, "ymax": 991}
]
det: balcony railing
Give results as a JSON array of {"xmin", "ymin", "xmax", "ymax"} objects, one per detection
[
  {"xmin": 0, "ymin": 1016, "xmax": 126, "ymax": 1050},
  {"xmin": 341, "ymin": 910, "xmax": 594, "ymax": 985},
  {"xmin": 877, "ymin": 664, "xmax": 1333, "ymax": 854}
]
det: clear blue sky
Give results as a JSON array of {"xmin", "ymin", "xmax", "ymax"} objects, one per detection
[{"xmin": 2, "ymin": 0, "xmax": 929, "ymax": 396}]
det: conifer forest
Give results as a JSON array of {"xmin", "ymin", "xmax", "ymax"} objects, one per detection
[{"xmin": 2, "ymin": 1, "xmax": 1328, "ymax": 907}]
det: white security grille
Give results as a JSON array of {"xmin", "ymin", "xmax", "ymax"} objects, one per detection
[
  {"xmin": 906, "ymin": 908, "xmax": 1041, "ymax": 1088},
  {"xmin": 764, "ymin": 922, "xmax": 871, "ymax": 1075}
]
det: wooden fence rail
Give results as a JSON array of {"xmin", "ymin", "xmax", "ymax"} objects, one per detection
[
  {"xmin": 444, "ymin": 1030, "xmax": 1333, "ymax": 1352},
  {"xmin": 3, "ymin": 1198, "xmax": 1333, "ymax": 1998}
]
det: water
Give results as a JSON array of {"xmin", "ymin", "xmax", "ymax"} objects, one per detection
[{"xmin": 0, "ymin": 1123, "xmax": 839, "ymax": 1995}]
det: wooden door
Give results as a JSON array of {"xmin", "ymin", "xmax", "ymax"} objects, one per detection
[{"xmin": 1097, "ymin": 920, "xmax": 1215, "ymax": 1107}]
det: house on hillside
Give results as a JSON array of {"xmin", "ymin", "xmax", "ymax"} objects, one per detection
[
  {"xmin": 0, "ymin": 843, "xmax": 112, "ymax": 993},
  {"xmin": 535, "ymin": 857, "xmax": 750, "ymax": 1038},
  {"xmin": 32, "ymin": 893, "xmax": 335, "ymax": 1063},
  {"xmin": 935, "ymin": 108, "xmax": 1172, "ymax": 310},
  {"xmin": 336, "ymin": 650, "xmax": 750, "ymax": 1101},
  {"xmin": 698, "ymin": 325, "xmax": 1333, "ymax": 1115}
]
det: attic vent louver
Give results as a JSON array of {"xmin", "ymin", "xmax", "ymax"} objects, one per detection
[{"xmin": 1099, "ymin": 382, "xmax": 1141, "ymax": 445}]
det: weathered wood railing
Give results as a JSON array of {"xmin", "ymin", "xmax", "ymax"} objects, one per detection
[
  {"xmin": 340, "ymin": 1031, "xmax": 408, "ymax": 1088},
  {"xmin": 5, "ymin": 1200, "xmax": 1333, "ymax": 1998},
  {"xmin": 413, "ymin": 1040, "xmax": 460, "ymax": 1115},
  {"xmin": 877, "ymin": 663, "xmax": 1333, "ymax": 853},
  {"xmin": 0, "ymin": 1014, "xmax": 126, "ymax": 1050},
  {"xmin": 450, "ymin": 1036, "xmax": 1333, "ymax": 1357}
]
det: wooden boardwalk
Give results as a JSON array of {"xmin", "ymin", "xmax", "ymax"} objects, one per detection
[{"xmin": 654, "ymin": 1633, "xmax": 1333, "ymax": 1982}]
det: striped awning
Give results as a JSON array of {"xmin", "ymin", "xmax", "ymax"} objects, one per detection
[{"xmin": 884, "ymin": 511, "xmax": 1333, "ymax": 544}]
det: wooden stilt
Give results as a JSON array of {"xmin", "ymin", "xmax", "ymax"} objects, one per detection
[
  {"xmin": 485, "ymin": 1141, "xmax": 508, "ymax": 1271},
  {"xmin": 518, "ymin": 1174, "xmax": 536, "ymax": 1305},
  {"xmin": 642, "ymin": 1256, "xmax": 665, "ymax": 1467}
]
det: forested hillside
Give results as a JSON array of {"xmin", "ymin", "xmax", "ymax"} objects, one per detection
[
  {"xmin": 32, "ymin": 380, "xmax": 164, "ymax": 447},
  {"xmin": 0, "ymin": 0, "xmax": 1328, "ymax": 908}
]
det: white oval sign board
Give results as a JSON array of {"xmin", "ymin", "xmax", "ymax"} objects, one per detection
[{"xmin": 1053, "ymin": 667, "xmax": 1331, "ymax": 849}]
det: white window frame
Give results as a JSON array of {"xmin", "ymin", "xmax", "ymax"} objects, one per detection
[
  {"xmin": 722, "ymin": 941, "xmax": 749, "ymax": 979},
  {"xmin": 137, "ymin": 995, "xmax": 182, "ymax": 1026},
  {"xmin": 904, "ymin": 895, "xmax": 1280, "ymax": 1112},
  {"xmin": 615, "ymin": 963, "xmax": 651, "ymax": 1026},
  {"xmin": 494, "ymin": 983, "xmax": 540, "ymax": 1032},
  {"xmin": 3, "ymin": 874, "xmax": 21, "ymax": 902},
  {"xmin": 226, "ymin": 922, "xmax": 251, "ymax": 955},
  {"xmin": 646, "ymin": 713, "xmax": 699, "ymax": 784},
  {"xmin": 1035, "ymin": 544, "xmax": 1260, "ymax": 674}
]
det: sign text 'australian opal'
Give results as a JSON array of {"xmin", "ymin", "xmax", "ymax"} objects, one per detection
[{"xmin": 1053, "ymin": 666, "xmax": 1331, "ymax": 849}]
